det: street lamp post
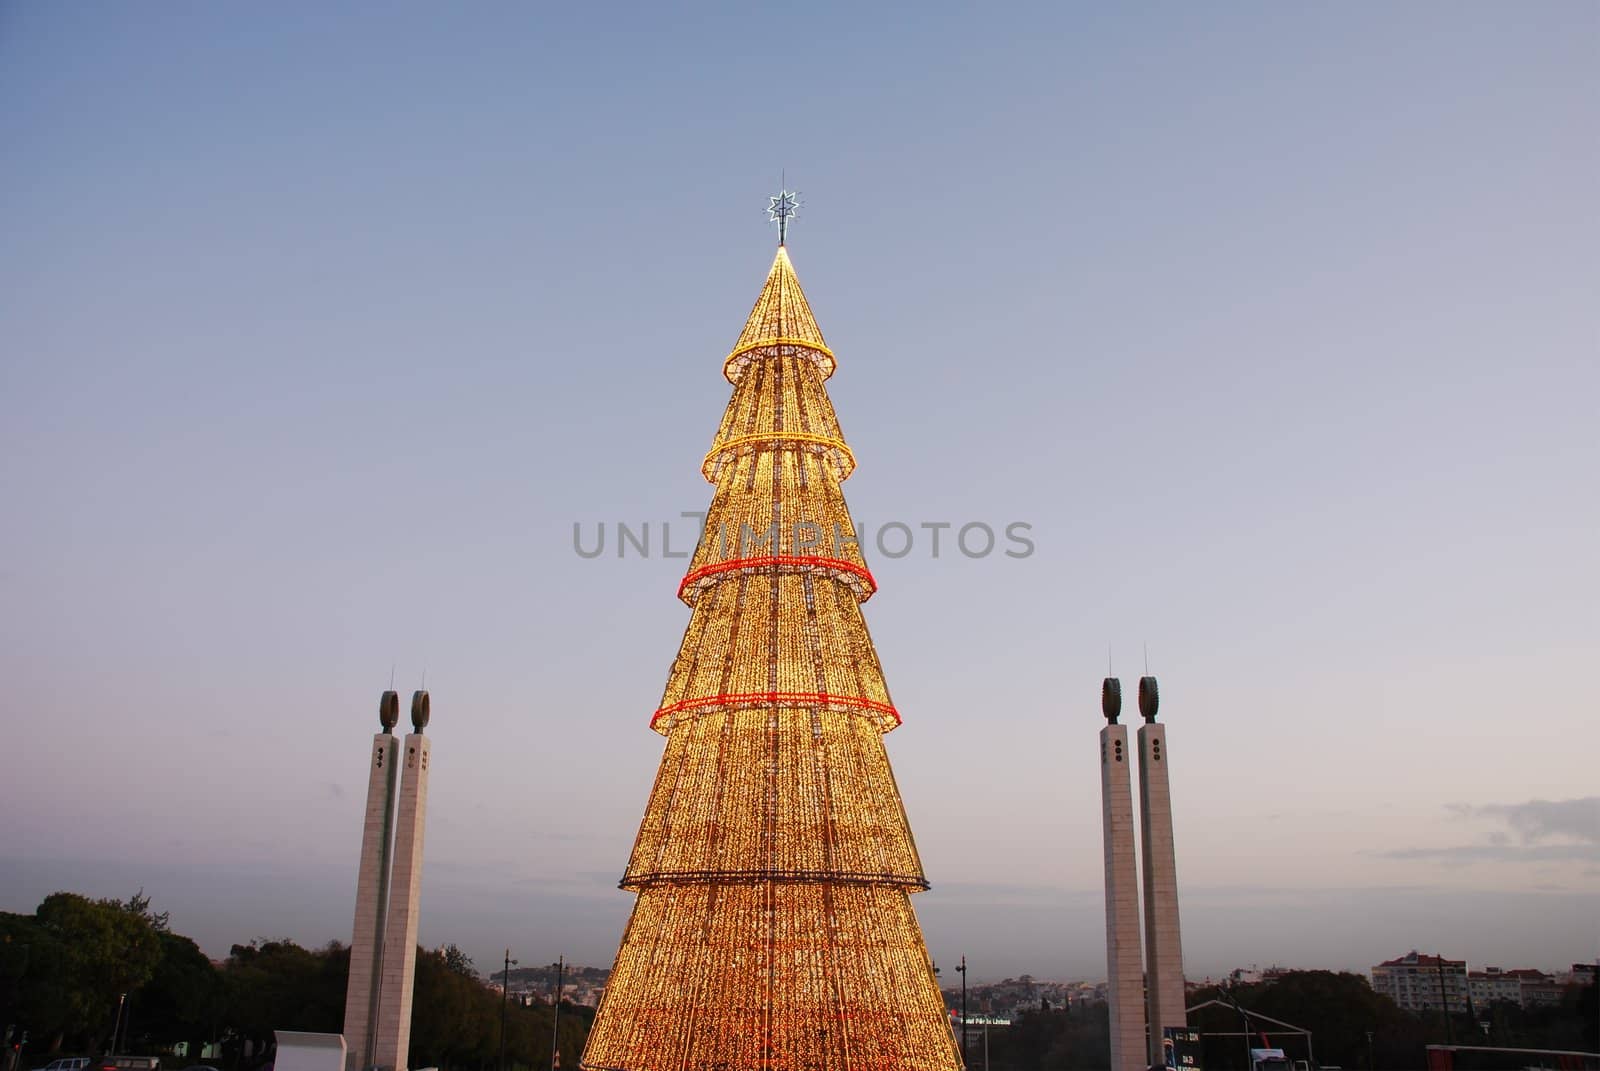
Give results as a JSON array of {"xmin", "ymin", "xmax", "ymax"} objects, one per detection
[
  {"xmin": 1223, "ymin": 983, "xmax": 1251, "ymax": 1071},
  {"xmin": 500, "ymin": 950, "xmax": 518, "ymax": 1071},
  {"xmin": 1434, "ymin": 959, "xmax": 1456, "ymax": 1045},
  {"xmin": 550, "ymin": 957, "xmax": 564, "ymax": 1071},
  {"xmin": 111, "ymin": 993, "xmax": 127, "ymax": 1056},
  {"xmin": 956, "ymin": 956, "xmax": 967, "ymax": 1066}
]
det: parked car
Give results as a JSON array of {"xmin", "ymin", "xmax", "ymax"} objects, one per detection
[{"xmin": 35, "ymin": 1058, "xmax": 90, "ymax": 1071}]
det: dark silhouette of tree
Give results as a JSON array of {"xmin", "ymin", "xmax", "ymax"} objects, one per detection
[
  {"xmin": 27, "ymin": 893, "xmax": 163, "ymax": 1053},
  {"xmin": 1190, "ymin": 973, "xmax": 1431, "ymax": 1071},
  {"xmin": 439, "ymin": 944, "xmax": 478, "ymax": 979},
  {"xmin": 121, "ymin": 891, "xmax": 170, "ymax": 935},
  {"xmin": 0, "ymin": 897, "xmax": 601, "ymax": 1071},
  {"xmin": 220, "ymin": 940, "xmax": 347, "ymax": 1061},
  {"xmin": 134, "ymin": 933, "xmax": 222, "ymax": 1061},
  {"xmin": 973, "ymin": 1000, "xmax": 1110, "ymax": 1071}
]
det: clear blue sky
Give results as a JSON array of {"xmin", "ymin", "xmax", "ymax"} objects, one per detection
[{"xmin": 2, "ymin": 3, "xmax": 1596, "ymax": 981}]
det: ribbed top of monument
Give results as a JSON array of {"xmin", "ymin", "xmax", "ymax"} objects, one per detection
[
  {"xmin": 379, "ymin": 690, "xmax": 400, "ymax": 732},
  {"xmin": 1102, "ymin": 678, "xmax": 1123, "ymax": 724},
  {"xmin": 1139, "ymin": 676, "xmax": 1159, "ymax": 723},
  {"xmin": 723, "ymin": 190, "xmax": 835, "ymax": 385}
]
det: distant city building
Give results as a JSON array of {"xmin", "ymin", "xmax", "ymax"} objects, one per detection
[
  {"xmin": 1507, "ymin": 969, "xmax": 1564, "ymax": 1008},
  {"xmin": 1207, "ymin": 965, "xmax": 1298, "ymax": 988},
  {"xmin": 1371, "ymin": 952, "xmax": 1469, "ymax": 1013},
  {"xmin": 492, "ymin": 965, "xmax": 608, "ymax": 1009},
  {"xmin": 1467, "ymin": 966, "xmax": 1571, "ymax": 1010},
  {"xmin": 1467, "ymin": 967, "xmax": 1524, "ymax": 1008}
]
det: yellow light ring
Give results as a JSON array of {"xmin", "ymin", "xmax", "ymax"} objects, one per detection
[
  {"xmin": 677, "ymin": 554, "xmax": 876, "ymax": 605},
  {"xmin": 700, "ymin": 431, "xmax": 857, "ymax": 482},
  {"xmin": 650, "ymin": 691, "xmax": 901, "ymax": 735},
  {"xmin": 723, "ymin": 337, "xmax": 837, "ymax": 384}
]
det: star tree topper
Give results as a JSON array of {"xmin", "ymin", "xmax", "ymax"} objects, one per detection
[{"xmin": 768, "ymin": 186, "xmax": 801, "ymax": 245}]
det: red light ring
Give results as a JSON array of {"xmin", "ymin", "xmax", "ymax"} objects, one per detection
[{"xmin": 677, "ymin": 555, "xmax": 876, "ymax": 604}]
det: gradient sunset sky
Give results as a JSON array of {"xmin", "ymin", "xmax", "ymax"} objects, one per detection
[{"xmin": 2, "ymin": 3, "xmax": 1596, "ymax": 980}]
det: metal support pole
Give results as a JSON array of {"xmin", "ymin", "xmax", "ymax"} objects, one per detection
[
  {"xmin": 550, "ymin": 957, "xmax": 564, "ymax": 1070},
  {"xmin": 1436, "ymin": 958, "xmax": 1455, "ymax": 1045},
  {"xmin": 1225, "ymin": 985, "xmax": 1251, "ymax": 1071},
  {"xmin": 112, "ymin": 993, "xmax": 127, "ymax": 1056},
  {"xmin": 500, "ymin": 949, "xmax": 517, "ymax": 1071},
  {"xmin": 957, "ymin": 956, "xmax": 967, "ymax": 1066}
]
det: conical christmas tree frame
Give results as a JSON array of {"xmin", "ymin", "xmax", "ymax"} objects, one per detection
[{"xmin": 582, "ymin": 244, "xmax": 962, "ymax": 1071}]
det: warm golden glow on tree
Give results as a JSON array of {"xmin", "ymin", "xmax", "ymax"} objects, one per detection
[{"xmin": 581, "ymin": 245, "xmax": 962, "ymax": 1071}]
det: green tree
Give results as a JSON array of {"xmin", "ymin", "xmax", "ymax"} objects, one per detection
[
  {"xmin": 1, "ymin": 913, "xmax": 49, "ymax": 1051},
  {"xmin": 1578, "ymin": 981, "xmax": 1598, "ymax": 1052},
  {"xmin": 969, "ymin": 1000, "xmax": 1109, "ymax": 1071},
  {"xmin": 133, "ymin": 933, "xmax": 221, "ymax": 1059},
  {"xmin": 439, "ymin": 945, "xmax": 477, "ymax": 979},
  {"xmin": 3, "ymin": 890, "xmax": 598, "ymax": 1071},
  {"xmin": 31, "ymin": 893, "xmax": 163, "ymax": 1053},
  {"xmin": 1191, "ymin": 974, "xmax": 1429, "ymax": 1071},
  {"xmin": 220, "ymin": 941, "xmax": 346, "ymax": 1062},
  {"xmin": 120, "ymin": 892, "xmax": 170, "ymax": 936}
]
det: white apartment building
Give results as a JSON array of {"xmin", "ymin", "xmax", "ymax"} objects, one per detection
[{"xmin": 1371, "ymin": 951, "xmax": 1469, "ymax": 1014}]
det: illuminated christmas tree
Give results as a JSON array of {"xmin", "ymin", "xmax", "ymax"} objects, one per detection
[{"xmin": 582, "ymin": 194, "xmax": 962, "ymax": 1071}]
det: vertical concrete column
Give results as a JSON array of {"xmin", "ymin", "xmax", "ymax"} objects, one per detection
[
  {"xmin": 1137, "ymin": 677, "xmax": 1186, "ymax": 1066},
  {"xmin": 374, "ymin": 692, "xmax": 432, "ymax": 1071},
  {"xmin": 343, "ymin": 692, "xmax": 401, "ymax": 1071},
  {"xmin": 1100, "ymin": 678, "xmax": 1149, "ymax": 1071}
]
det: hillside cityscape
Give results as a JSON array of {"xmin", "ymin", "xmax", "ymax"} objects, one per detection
[
  {"xmin": 4, "ymin": 890, "xmax": 1593, "ymax": 1071},
  {"xmin": 490, "ymin": 955, "xmax": 1600, "ymax": 1020}
]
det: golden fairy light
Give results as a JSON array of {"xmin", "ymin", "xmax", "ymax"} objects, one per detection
[{"xmin": 581, "ymin": 235, "xmax": 963, "ymax": 1071}]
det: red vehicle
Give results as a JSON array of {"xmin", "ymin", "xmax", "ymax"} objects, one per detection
[{"xmin": 95, "ymin": 1058, "xmax": 159, "ymax": 1071}]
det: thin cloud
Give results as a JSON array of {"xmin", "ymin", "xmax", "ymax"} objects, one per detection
[
  {"xmin": 1383, "ymin": 796, "xmax": 1600, "ymax": 866},
  {"xmin": 1379, "ymin": 842, "xmax": 1600, "ymax": 865},
  {"xmin": 1466, "ymin": 797, "xmax": 1600, "ymax": 844}
]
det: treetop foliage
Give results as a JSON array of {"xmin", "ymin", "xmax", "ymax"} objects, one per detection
[{"xmin": 0, "ymin": 892, "xmax": 590, "ymax": 1071}]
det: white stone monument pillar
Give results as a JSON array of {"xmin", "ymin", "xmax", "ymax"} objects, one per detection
[
  {"xmin": 1100, "ymin": 678, "xmax": 1149, "ymax": 1071},
  {"xmin": 342, "ymin": 692, "xmax": 401, "ymax": 1071},
  {"xmin": 1137, "ymin": 676, "xmax": 1186, "ymax": 1067},
  {"xmin": 374, "ymin": 691, "xmax": 431, "ymax": 1071}
]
